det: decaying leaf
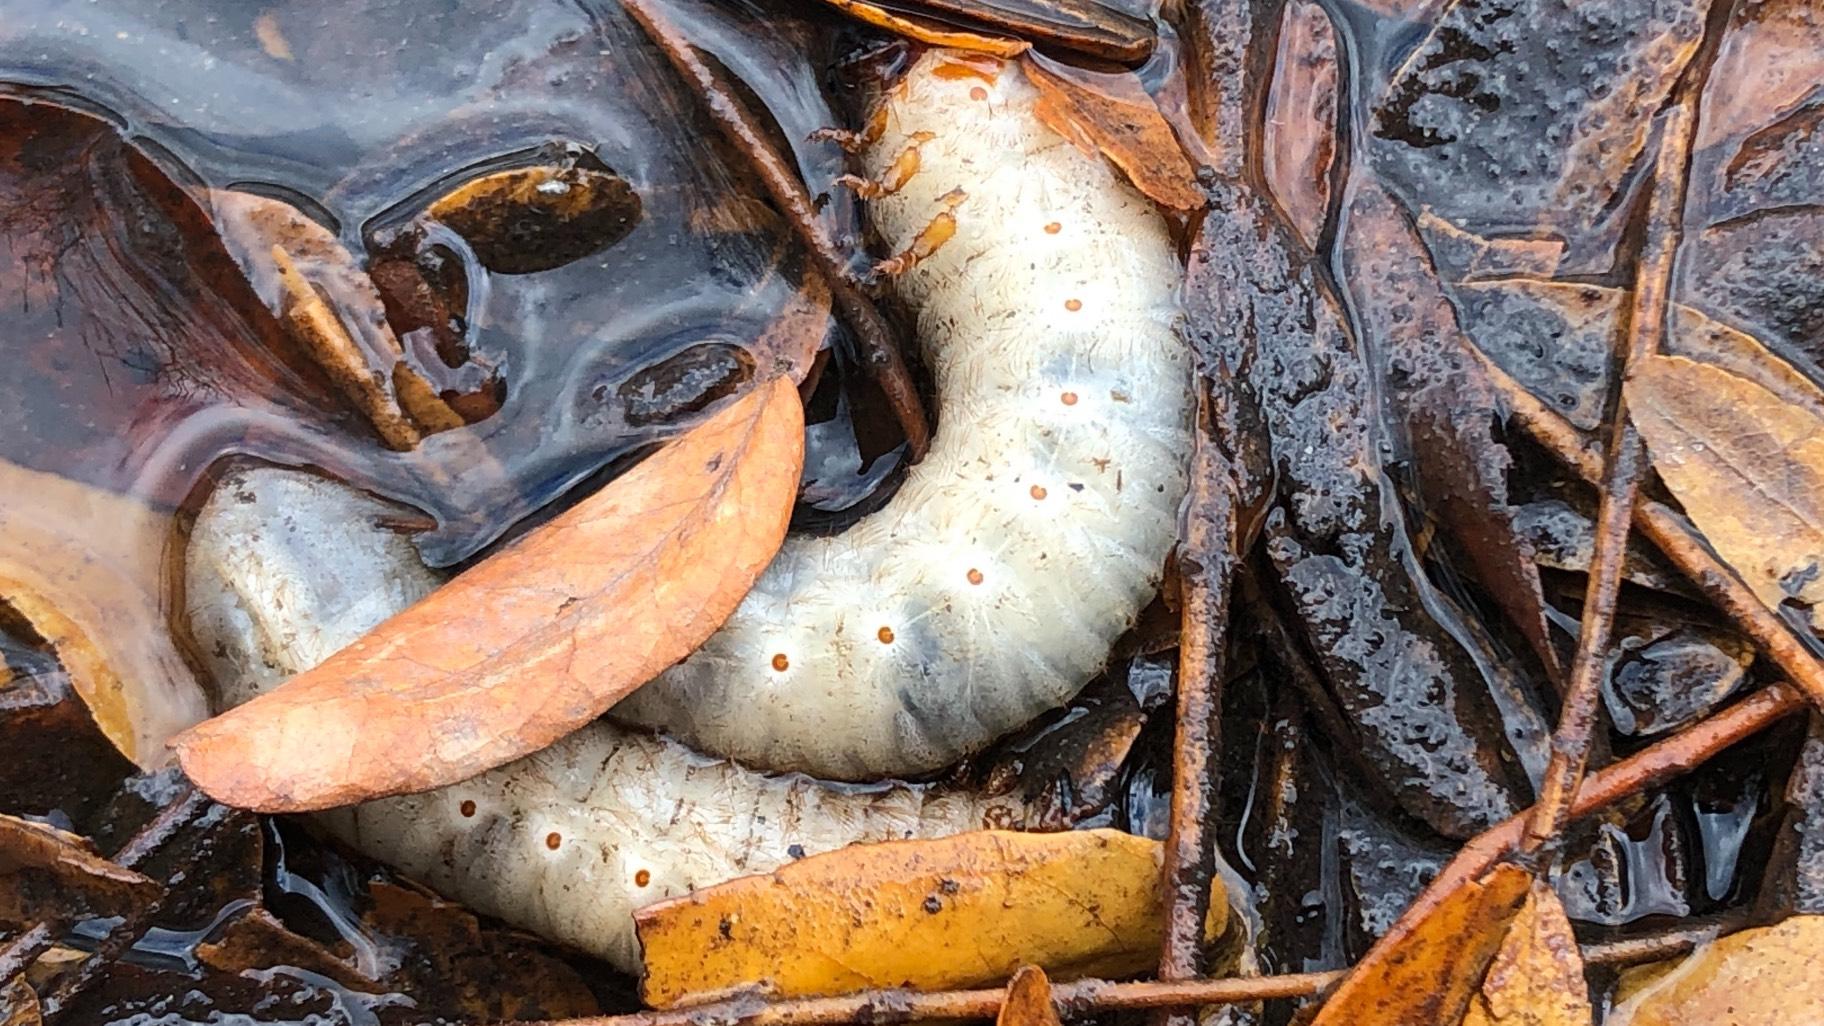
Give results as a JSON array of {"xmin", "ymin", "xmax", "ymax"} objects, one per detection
[
  {"xmin": 1609, "ymin": 916, "xmax": 1824, "ymax": 1026},
  {"xmin": 173, "ymin": 377, "xmax": 805, "ymax": 812},
  {"xmin": 998, "ymin": 966, "xmax": 1062, "ymax": 1026},
  {"xmin": 1462, "ymin": 881, "xmax": 1592, "ymax": 1026},
  {"xmin": 426, "ymin": 164, "xmax": 642, "ymax": 275},
  {"xmin": 1626, "ymin": 356, "xmax": 1824, "ymax": 633},
  {"xmin": 818, "ymin": 0, "xmax": 1028, "ymax": 56},
  {"xmin": 1261, "ymin": 0, "xmax": 1338, "ymax": 247},
  {"xmin": 0, "ymin": 812, "xmax": 160, "ymax": 925},
  {"xmin": 1022, "ymin": 57, "xmax": 1202, "ymax": 212},
  {"xmin": 0, "ymin": 460, "xmax": 209, "ymax": 769},
  {"xmin": 636, "ymin": 829, "xmax": 1224, "ymax": 1007},
  {"xmin": 0, "ymin": 978, "xmax": 40, "ymax": 1026},
  {"xmin": 1310, "ymin": 863, "xmax": 1531, "ymax": 1026}
]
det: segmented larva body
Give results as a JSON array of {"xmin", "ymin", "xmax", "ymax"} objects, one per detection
[
  {"xmin": 186, "ymin": 467, "xmax": 1024, "ymax": 972},
  {"xmin": 614, "ymin": 51, "xmax": 1193, "ymax": 780}
]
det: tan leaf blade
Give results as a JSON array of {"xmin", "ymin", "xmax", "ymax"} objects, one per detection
[
  {"xmin": 1626, "ymin": 355, "xmax": 1824, "ymax": 631},
  {"xmin": 998, "ymin": 967, "xmax": 1063, "ymax": 1026},
  {"xmin": 1311, "ymin": 863, "xmax": 1531, "ymax": 1026},
  {"xmin": 1463, "ymin": 881, "xmax": 1594, "ymax": 1026},
  {"xmin": 1609, "ymin": 916, "xmax": 1824, "ymax": 1026},
  {"xmin": 1021, "ymin": 57, "xmax": 1202, "ymax": 212},
  {"xmin": 636, "ymin": 829, "xmax": 1225, "ymax": 1008},
  {"xmin": 173, "ymin": 377, "xmax": 805, "ymax": 812}
]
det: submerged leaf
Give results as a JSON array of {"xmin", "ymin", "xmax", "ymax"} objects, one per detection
[
  {"xmin": 0, "ymin": 812, "xmax": 160, "ymax": 926},
  {"xmin": 636, "ymin": 829, "xmax": 1223, "ymax": 1007},
  {"xmin": 1463, "ymin": 882, "xmax": 1593, "ymax": 1026},
  {"xmin": 173, "ymin": 377, "xmax": 805, "ymax": 812},
  {"xmin": 1609, "ymin": 916, "xmax": 1824, "ymax": 1026},
  {"xmin": 1310, "ymin": 863, "xmax": 1531, "ymax": 1026},
  {"xmin": 1626, "ymin": 356, "xmax": 1824, "ymax": 633}
]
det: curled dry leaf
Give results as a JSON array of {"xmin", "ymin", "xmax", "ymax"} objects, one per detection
[
  {"xmin": 1626, "ymin": 355, "xmax": 1824, "ymax": 634},
  {"xmin": 1022, "ymin": 57, "xmax": 1202, "ymax": 212},
  {"xmin": 1609, "ymin": 916, "xmax": 1824, "ymax": 1026},
  {"xmin": 1310, "ymin": 863, "xmax": 1531, "ymax": 1026},
  {"xmin": 1463, "ymin": 881, "xmax": 1593, "ymax": 1026},
  {"xmin": 173, "ymin": 377, "xmax": 804, "ymax": 812},
  {"xmin": 636, "ymin": 829, "xmax": 1226, "ymax": 1008},
  {"xmin": 0, "ymin": 459, "xmax": 209, "ymax": 769},
  {"xmin": 998, "ymin": 966, "xmax": 1063, "ymax": 1026}
]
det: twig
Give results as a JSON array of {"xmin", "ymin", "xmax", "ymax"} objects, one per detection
[
  {"xmin": 1486, "ymin": 356, "xmax": 1824, "ymax": 708},
  {"xmin": 1379, "ymin": 681, "xmax": 1804, "ymax": 953},
  {"xmin": 620, "ymin": 0, "xmax": 931, "ymax": 461},
  {"xmin": 1157, "ymin": 395, "xmax": 1241, "ymax": 1007},
  {"xmin": 1522, "ymin": 95, "xmax": 1700, "ymax": 853},
  {"xmin": 511, "ymin": 909, "xmax": 1752, "ymax": 1026}
]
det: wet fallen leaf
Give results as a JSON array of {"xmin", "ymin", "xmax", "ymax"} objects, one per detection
[
  {"xmin": 0, "ymin": 979, "xmax": 39, "ymax": 1026},
  {"xmin": 1626, "ymin": 356, "xmax": 1824, "ymax": 633},
  {"xmin": 0, "ymin": 812, "xmax": 160, "ymax": 925},
  {"xmin": 819, "ymin": 0, "xmax": 1028, "ymax": 56},
  {"xmin": 1609, "ymin": 916, "xmax": 1824, "ymax": 1026},
  {"xmin": 1309, "ymin": 862, "xmax": 1531, "ymax": 1026},
  {"xmin": 637, "ymin": 829, "xmax": 1224, "ymax": 1007},
  {"xmin": 0, "ymin": 460, "xmax": 209, "ymax": 769},
  {"xmin": 998, "ymin": 966, "xmax": 1062, "ymax": 1026},
  {"xmin": 173, "ymin": 377, "xmax": 805, "ymax": 812},
  {"xmin": 1023, "ymin": 56, "xmax": 1202, "ymax": 212},
  {"xmin": 1261, "ymin": 0, "xmax": 1338, "ymax": 246},
  {"xmin": 196, "ymin": 907, "xmax": 376, "ymax": 990},
  {"xmin": 426, "ymin": 164, "xmax": 642, "ymax": 275},
  {"xmin": 1462, "ymin": 881, "xmax": 1593, "ymax": 1026}
]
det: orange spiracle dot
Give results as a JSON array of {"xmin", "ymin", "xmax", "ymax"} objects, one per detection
[
  {"xmin": 877, "ymin": 626, "xmax": 896, "ymax": 644},
  {"xmin": 459, "ymin": 800, "xmax": 476, "ymax": 818},
  {"xmin": 969, "ymin": 86, "xmax": 989, "ymax": 101},
  {"xmin": 1064, "ymin": 298, "xmax": 1083, "ymax": 312},
  {"xmin": 966, "ymin": 568, "xmax": 985, "ymax": 586},
  {"xmin": 634, "ymin": 869, "xmax": 652, "ymax": 887},
  {"xmin": 1044, "ymin": 221, "xmax": 1062, "ymax": 234},
  {"xmin": 1030, "ymin": 485, "xmax": 1048, "ymax": 500},
  {"xmin": 1060, "ymin": 391, "xmax": 1079, "ymax": 406},
  {"xmin": 545, "ymin": 832, "xmax": 562, "ymax": 851},
  {"xmin": 771, "ymin": 652, "xmax": 790, "ymax": 672}
]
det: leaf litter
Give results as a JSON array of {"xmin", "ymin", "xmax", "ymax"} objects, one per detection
[{"xmin": 8, "ymin": 0, "xmax": 1824, "ymax": 1023}]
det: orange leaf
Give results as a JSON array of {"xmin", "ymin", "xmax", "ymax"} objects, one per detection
[
  {"xmin": 819, "ymin": 0, "xmax": 1028, "ymax": 56},
  {"xmin": 1310, "ymin": 863, "xmax": 1532, "ymax": 1026},
  {"xmin": 1463, "ymin": 882, "xmax": 1593, "ymax": 1026},
  {"xmin": 998, "ymin": 967, "xmax": 1063, "ymax": 1026},
  {"xmin": 1022, "ymin": 57, "xmax": 1202, "ymax": 212},
  {"xmin": 173, "ymin": 377, "xmax": 805, "ymax": 812}
]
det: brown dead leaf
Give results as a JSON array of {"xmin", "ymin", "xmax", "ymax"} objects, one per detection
[
  {"xmin": 1609, "ymin": 916, "xmax": 1824, "ymax": 1026},
  {"xmin": 637, "ymin": 829, "xmax": 1224, "ymax": 1007},
  {"xmin": 1626, "ymin": 355, "xmax": 1824, "ymax": 633},
  {"xmin": 0, "ymin": 460, "xmax": 210, "ymax": 768},
  {"xmin": 999, "ymin": 967, "xmax": 1062, "ymax": 1026},
  {"xmin": 0, "ymin": 812, "xmax": 160, "ymax": 926},
  {"xmin": 173, "ymin": 377, "xmax": 805, "ymax": 812},
  {"xmin": 1463, "ymin": 882, "xmax": 1593, "ymax": 1026},
  {"xmin": 195, "ymin": 908, "xmax": 374, "ymax": 990},
  {"xmin": 1022, "ymin": 57, "xmax": 1202, "ymax": 212},
  {"xmin": 0, "ymin": 978, "xmax": 39, "ymax": 1026},
  {"xmin": 426, "ymin": 165, "xmax": 641, "ymax": 275},
  {"xmin": 1310, "ymin": 863, "xmax": 1531, "ymax": 1026},
  {"xmin": 1262, "ymin": 0, "xmax": 1338, "ymax": 247},
  {"xmin": 819, "ymin": 0, "xmax": 1028, "ymax": 56}
]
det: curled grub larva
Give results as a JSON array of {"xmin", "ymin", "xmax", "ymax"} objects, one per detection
[
  {"xmin": 185, "ymin": 466, "xmax": 1025, "ymax": 971},
  {"xmin": 613, "ymin": 51, "xmax": 1194, "ymax": 781}
]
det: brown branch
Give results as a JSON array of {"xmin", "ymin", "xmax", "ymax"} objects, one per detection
[
  {"xmin": 620, "ymin": 0, "xmax": 931, "ymax": 461},
  {"xmin": 1486, "ymin": 355, "xmax": 1824, "ymax": 708},
  {"xmin": 1380, "ymin": 680, "xmax": 1804, "ymax": 953},
  {"xmin": 1522, "ymin": 96, "xmax": 1700, "ymax": 853},
  {"xmin": 1156, "ymin": 394, "xmax": 1241, "ymax": 1010}
]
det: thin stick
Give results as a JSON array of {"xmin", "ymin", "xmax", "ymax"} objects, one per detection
[
  {"xmin": 1486, "ymin": 356, "xmax": 1824, "ymax": 708},
  {"xmin": 1522, "ymin": 96, "xmax": 1699, "ymax": 853},
  {"xmin": 621, "ymin": 0, "xmax": 931, "ymax": 460},
  {"xmin": 1157, "ymin": 395, "xmax": 1240, "ymax": 1003}
]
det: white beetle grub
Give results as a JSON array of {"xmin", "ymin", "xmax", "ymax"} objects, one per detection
[
  {"xmin": 185, "ymin": 466, "xmax": 1026, "ymax": 972},
  {"xmin": 613, "ymin": 50, "xmax": 1193, "ymax": 781}
]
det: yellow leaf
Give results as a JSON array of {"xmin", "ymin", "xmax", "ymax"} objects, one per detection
[
  {"xmin": 1310, "ymin": 863, "xmax": 1531, "ymax": 1026},
  {"xmin": 0, "ymin": 459, "xmax": 209, "ymax": 768},
  {"xmin": 1463, "ymin": 882, "xmax": 1593, "ymax": 1026},
  {"xmin": 1609, "ymin": 916, "xmax": 1824, "ymax": 1026},
  {"xmin": 636, "ymin": 829, "xmax": 1224, "ymax": 1007},
  {"xmin": 1626, "ymin": 355, "xmax": 1824, "ymax": 632},
  {"xmin": 998, "ymin": 966, "xmax": 1063, "ymax": 1026}
]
